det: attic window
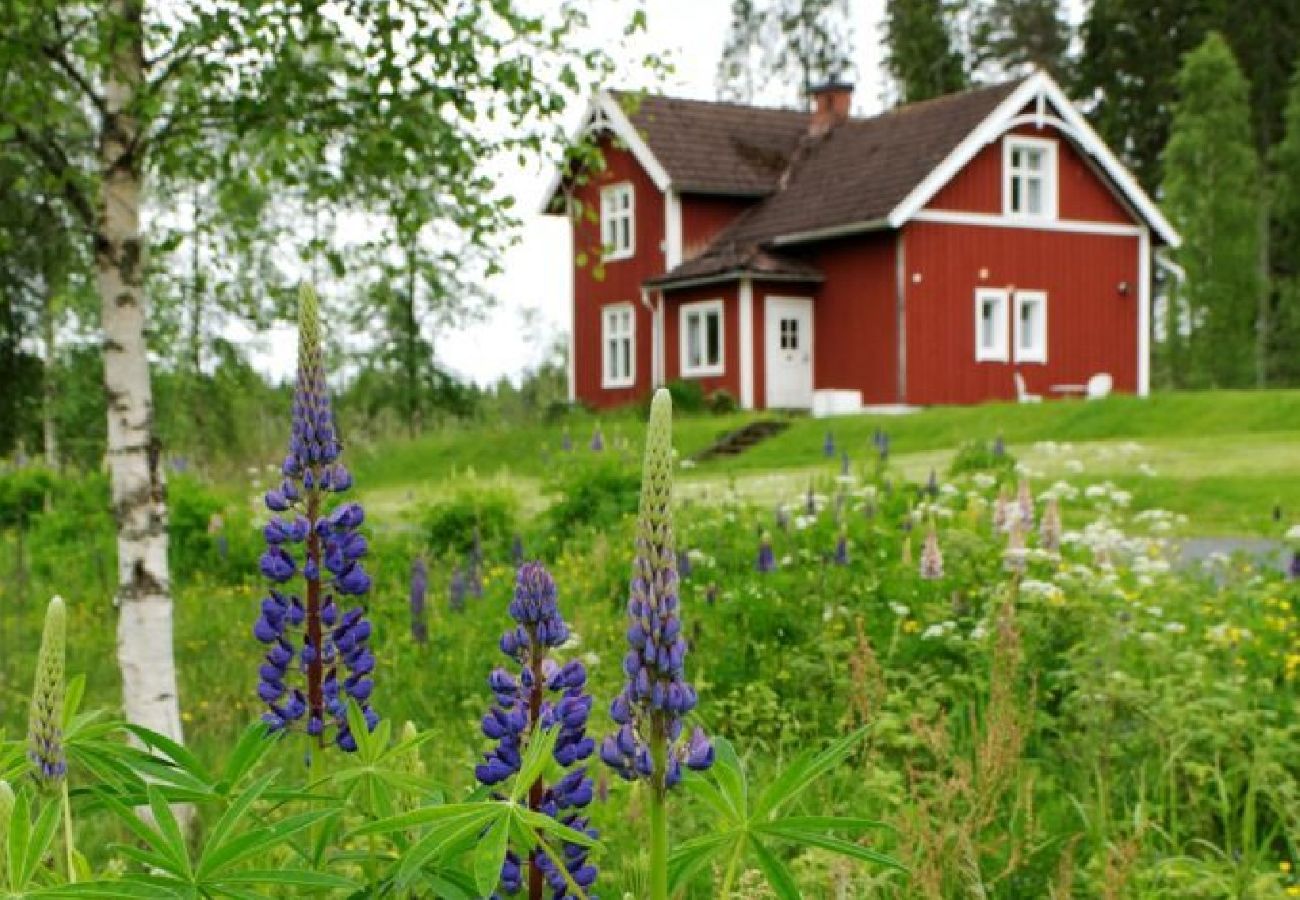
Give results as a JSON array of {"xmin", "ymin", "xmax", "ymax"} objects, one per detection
[
  {"xmin": 1003, "ymin": 136, "xmax": 1057, "ymax": 219},
  {"xmin": 600, "ymin": 182, "xmax": 635, "ymax": 260}
]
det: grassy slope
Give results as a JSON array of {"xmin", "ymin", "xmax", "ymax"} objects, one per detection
[{"xmin": 346, "ymin": 391, "xmax": 1300, "ymax": 537}]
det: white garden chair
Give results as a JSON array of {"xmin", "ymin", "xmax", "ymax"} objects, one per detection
[
  {"xmin": 1013, "ymin": 372, "xmax": 1041, "ymax": 404},
  {"xmin": 1086, "ymin": 373, "xmax": 1113, "ymax": 400}
]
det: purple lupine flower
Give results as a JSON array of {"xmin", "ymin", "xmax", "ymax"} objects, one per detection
[
  {"xmin": 591, "ymin": 426, "xmax": 604, "ymax": 452},
  {"xmin": 840, "ymin": 450, "xmax": 850, "ymax": 477},
  {"xmin": 601, "ymin": 390, "xmax": 712, "ymax": 793},
  {"xmin": 1288, "ymin": 550, "xmax": 1299, "ymax": 580},
  {"xmin": 992, "ymin": 435, "xmax": 1006, "ymax": 459},
  {"xmin": 878, "ymin": 432, "xmax": 891, "ymax": 462},
  {"xmin": 833, "ymin": 530, "xmax": 849, "ymax": 566},
  {"xmin": 253, "ymin": 285, "xmax": 378, "ymax": 753},
  {"xmin": 511, "ymin": 533, "xmax": 525, "ymax": 567},
  {"xmin": 467, "ymin": 528, "xmax": 484, "ymax": 599},
  {"xmin": 410, "ymin": 556, "xmax": 428, "ymax": 645},
  {"xmin": 1040, "ymin": 497, "xmax": 1062, "ymax": 555},
  {"xmin": 757, "ymin": 532, "xmax": 776, "ymax": 573},
  {"xmin": 805, "ymin": 480, "xmax": 817, "ymax": 515},
  {"xmin": 993, "ymin": 487, "xmax": 1011, "ymax": 533},
  {"xmin": 926, "ymin": 469, "xmax": 940, "ymax": 498},
  {"xmin": 823, "ymin": 430, "xmax": 835, "ymax": 458},
  {"xmin": 1017, "ymin": 479, "xmax": 1035, "ymax": 530},
  {"xmin": 561, "ymin": 429, "xmax": 573, "ymax": 452},
  {"xmin": 476, "ymin": 563, "xmax": 598, "ymax": 897},
  {"xmin": 28, "ymin": 597, "xmax": 67, "ymax": 786},
  {"xmin": 677, "ymin": 549, "xmax": 693, "ymax": 579},
  {"xmin": 1004, "ymin": 526, "xmax": 1028, "ymax": 575},
  {"xmin": 448, "ymin": 566, "xmax": 468, "ymax": 612},
  {"xmin": 920, "ymin": 528, "xmax": 944, "ymax": 580}
]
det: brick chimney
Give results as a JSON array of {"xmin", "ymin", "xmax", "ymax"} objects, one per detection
[{"xmin": 809, "ymin": 80, "xmax": 853, "ymax": 136}]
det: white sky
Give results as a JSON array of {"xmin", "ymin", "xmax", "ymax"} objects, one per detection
[{"xmin": 428, "ymin": 0, "xmax": 892, "ymax": 386}]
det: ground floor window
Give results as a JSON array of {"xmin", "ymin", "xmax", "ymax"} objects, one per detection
[
  {"xmin": 602, "ymin": 303, "xmax": 635, "ymax": 388},
  {"xmin": 680, "ymin": 299, "xmax": 725, "ymax": 377},
  {"xmin": 975, "ymin": 288, "xmax": 1009, "ymax": 362},
  {"xmin": 1014, "ymin": 290, "xmax": 1048, "ymax": 363}
]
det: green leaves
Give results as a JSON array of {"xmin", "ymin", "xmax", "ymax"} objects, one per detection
[
  {"xmin": 669, "ymin": 729, "xmax": 903, "ymax": 897},
  {"xmin": 353, "ymin": 725, "xmax": 599, "ymax": 897}
]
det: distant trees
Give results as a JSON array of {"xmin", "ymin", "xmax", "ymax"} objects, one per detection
[
  {"xmin": 1269, "ymin": 65, "xmax": 1300, "ymax": 385},
  {"xmin": 969, "ymin": 0, "xmax": 1071, "ymax": 80},
  {"xmin": 717, "ymin": 0, "xmax": 856, "ymax": 107},
  {"xmin": 882, "ymin": 0, "xmax": 967, "ymax": 103},
  {"xmin": 1162, "ymin": 34, "xmax": 1263, "ymax": 389}
]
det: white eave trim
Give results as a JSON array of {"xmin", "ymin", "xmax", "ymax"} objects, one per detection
[
  {"xmin": 913, "ymin": 209, "xmax": 1142, "ymax": 236},
  {"xmin": 769, "ymin": 218, "xmax": 891, "ymax": 246},
  {"xmin": 538, "ymin": 91, "xmax": 672, "ymax": 215},
  {"xmin": 884, "ymin": 71, "xmax": 1180, "ymax": 249}
]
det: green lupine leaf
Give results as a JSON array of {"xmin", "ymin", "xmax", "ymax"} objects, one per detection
[
  {"xmin": 709, "ymin": 738, "xmax": 749, "ymax": 820},
  {"xmin": 510, "ymin": 726, "xmax": 560, "ymax": 805},
  {"xmin": 756, "ymin": 815, "xmax": 895, "ymax": 836},
  {"xmin": 395, "ymin": 807, "xmax": 500, "ymax": 887},
  {"xmin": 473, "ymin": 817, "xmax": 510, "ymax": 896},
  {"xmin": 751, "ymin": 728, "xmax": 867, "ymax": 820},
  {"xmin": 195, "ymin": 774, "xmax": 275, "ymax": 874},
  {"xmin": 667, "ymin": 831, "xmax": 735, "ymax": 893},
  {"xmin": 23, "ymin": 795, "xmax": 63, "ymax": 888},
  {"xmin": 758, "ymin": 824, "xmax": 906, "ymax": 872},
  {"xmin": 123, "ymin": 725, "xmax": 211, "ymax": 785},
  {"xmin": 513, "ymin": 806, "xmax": 600, "ymax": 849},
  {"xmin": 219, "ymin": 723, "xmax": 276, "ymax": 788},
  {"xmin": 682, "ymin": 769, "xmax": 741, "ymax": 825},
  {"xmin": 215, "ymin": 869, "xmax": 356, "ymax": 890},
  {"xmin": 747, "ymin": 836, "xmax": 801, "ymax": 900},
  {"xmin": 351, "ymin": 801, "xmax": 489, "ymax": 837},
  {"xmin": 147, "ymin": 786, "xmax": 193, "ymax": 878}
]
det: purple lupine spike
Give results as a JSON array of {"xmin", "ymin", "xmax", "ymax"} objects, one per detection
[
  {"xmin": 410, "ymin": 556, "xmax": 428, "ymax": 645},
  {"xmin": 840, "ymin": 449, "xmax": 850, "ymax": 476},
  {"xmin": 879, "ymin": 432, "xmax": 891, "ymax": 462},
  {"xmin": 927, "ymin": 469, "xmax": 940, "ymax": 498},
  {"xmin": 676, "ymin": 549, "xmax": 693, "ymax": 579},
  {"xmin": 476, "ymin": 563, "xmax": 598, "ymax": 897},
  {"xmin": 511, "ymin": 533, "xmax": 525, "ymax": 567},
  {"xmin": 601, "ymin": 390, "xmax": 712, "ymax": 794},
  {"xmin": 833, "ymin": 530, "xmax": 849, "ymax": 566},
  {"xmin": 805, "ymin": 479, "xmax": 817, "ymax": 516},
  {"xmin": 992, "ymin": 434, "xmax": 1006, "ymax": 459},
  {"xmin": 757, "ymin": 532, "xmax": 776, "ymax": 573},
  {"xmin": 1288, "ymin": 550, "xmax": 1299, "ymax": 581},
  {"xmin": 823, "ymin": 430, "xmax": 835, "ymax": 458},
  {"xmin": 253, "ymin": 285, "xmax": 378, "ymax": 753},
  {"xmin": 448, "ymin": 566, "xmax": 468, "ymax": 612},
  {"xmin": 590, "ymin": 426, "xmax": 604, "ymax": 452},
  {"xmin": 561, "ymin": 429, "xmax": 573, "ymax": 452},
  {"xmin": 920, "ymin": 527, "xmax": 944, "ymax": 580}
]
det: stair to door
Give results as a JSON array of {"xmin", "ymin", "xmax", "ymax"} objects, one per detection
[{"xmin": 690, "ymin": 419, "xmax": 790, "ymax": 462}]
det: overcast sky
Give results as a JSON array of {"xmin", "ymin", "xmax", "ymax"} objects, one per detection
[{"xmin": 422, "ymin": 0, "xmax": 892, "ymax": 386}]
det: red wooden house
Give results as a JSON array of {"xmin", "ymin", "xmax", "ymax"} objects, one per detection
[{"xmin": 545, "ymin": 72, "xmax": 1179, "ymax": 411}]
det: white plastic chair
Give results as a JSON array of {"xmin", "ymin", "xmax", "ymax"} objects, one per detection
[
  {"xmin": 1014, "ymin": 372, "xmax": 1041, "ymax": 404},
  {"xmin": 1086, "ymin": 373, "xmax": 1113, "ymax": 400}
]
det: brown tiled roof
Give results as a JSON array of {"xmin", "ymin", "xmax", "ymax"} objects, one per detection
[
  {"xmin": 644, "ymin": 80, "xmax": 1026, "ymax": 287},
  {"xmin": 644, "ymin": 245, "xmax": 822, "ymax": 286},
  {"xmin": 614, "ymin": 92, "xmax": 811, "ymax": 196}
]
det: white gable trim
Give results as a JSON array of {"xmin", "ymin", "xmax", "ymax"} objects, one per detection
[
  {"xmin": 538, "ymin": 92, "xmax": 672, "ymax": 215},
  {"xmin": 886, "ymin": 72, "xmax": 1180, "ymax": 248}
]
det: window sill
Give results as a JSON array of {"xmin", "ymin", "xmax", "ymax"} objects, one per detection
[
  {"xmin": 975, "ymin": 354, "xmax": 1009, "ymax": 364},
  {"xmin": 601, "ymin": 250, "xmax": 635, "ymax": 263},
  {"xmin": 680, "ymin": 367, "xmax": 725, "ymax": 379},
  {"xmin": 1001, "ymin": 210, "xmax": 1057, "ymax": 223},
  {"xmin": 601, "ymin": 379, "xmax": 636, "ymax": 390},
  {"xmin": 1013, "ymin": 356, "xmax": 1047, "ymax": 365}
]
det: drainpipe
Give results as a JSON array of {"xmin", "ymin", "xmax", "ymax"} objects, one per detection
[
  {"xmin": 894, "ymin": 232, "xmax": 907, "ymax": 404},
  {"xmin": 640, "ymin": 287, "xmax": 661, "ymax": 388}
]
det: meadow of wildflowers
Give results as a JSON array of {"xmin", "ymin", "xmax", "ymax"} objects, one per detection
[{"xmin": 0, "ymin": 291, "xmax": 1296, "ymax": 897}]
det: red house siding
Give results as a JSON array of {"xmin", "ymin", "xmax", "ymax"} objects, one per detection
[
  {"xmin": 801, "ymin": 233, "xmax": 900, "ymax": 405},
  {"xmin": 570, "ymin": 136, "xmax": 665, "ymax": 409},
  {"xmin": 662, "ymin": 283, "xmax": 742, "ymax": 400},
  {"xmin": 682, "ymin": 195, "xmax": 756, "ymax": 261},
  {"xmin": 928, "ymin": 123, "xmax": 1133, "ymax": 224},
  {"xmin": 901, "ymin": 220, "xmax": 1140, "ymax": 405}
]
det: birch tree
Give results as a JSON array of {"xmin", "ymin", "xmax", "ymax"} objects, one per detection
[{"xmin": 0, "ymin": 0, "xmax": 630, "ymax": 745}]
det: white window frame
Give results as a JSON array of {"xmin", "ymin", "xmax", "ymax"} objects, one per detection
[
  {"xmin": 1003, "ymin": 135, "xmax": 1057, "ymax": 220},
  {"xmin": 600, "ymin": 182, "xmax": 635, "ymax": 261},
  {"xmin": 601, "ymin": 303, "xmax": 636, "ymax": 388},
  {"xmin": 679, "ymin": 299, "xmax": 725, "ymax": 378},
  {"xmin": 1013, "ymin": 290, "xmax": 1048, "ymax": 364},
  {"xmin": 975, "ymin": 288, "xmax": 1010, "ymax": 363}
]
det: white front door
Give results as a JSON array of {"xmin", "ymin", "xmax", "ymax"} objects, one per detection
[{"xmin": 765, "ymin": 297, "xmax": 814, "ymax": 409}]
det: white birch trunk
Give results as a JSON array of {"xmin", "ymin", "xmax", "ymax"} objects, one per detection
[{"xmin": 97, "ymin": 0, "xmax": 185, "ymax": 751}]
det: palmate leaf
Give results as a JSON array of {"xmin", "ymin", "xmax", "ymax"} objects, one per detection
[
  {"xmin": 473, "ymin": 817, "xmax": 510, "ymax": 896},
  {"xmin": 670, "ymin": 729, "xmax": 904, "ymax": 896}
]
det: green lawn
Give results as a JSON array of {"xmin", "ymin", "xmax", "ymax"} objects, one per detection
[{"xmin": 341, "ymin": 391, "xmax": 1300, "ymax": 537}]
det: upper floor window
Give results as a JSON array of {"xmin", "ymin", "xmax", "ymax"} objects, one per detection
[
  {"xmin": 1003, "ymin": 136, "xmax": 1057, "ymax": 219},
  {"xmin": 680, "ymin": 299, "xmax": 724, "ymax": 377},
  {"xmin": 602, "ymin": 303, "xmax": 635, "ymax": 388},
  {"xmin": 600, "ymin": 182, "xmax": 635, "ymax": 260}
]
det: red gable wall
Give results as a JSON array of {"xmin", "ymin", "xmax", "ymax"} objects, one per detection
[
  {"xmin": 682, "ymin": 196, "xmax": 755, "ymax": 262},
  {"xmin": 570, "ymin": 135, "xmax": 665, "ymax": 408},
  {"xmin": 901, "ymin": 223, "xmax": 1139, "ymax": 404},
  {"xmin": 928, "ymin": 122, "xmax": 1134, "ymax": 224}
]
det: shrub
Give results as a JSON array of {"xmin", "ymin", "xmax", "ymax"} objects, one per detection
[
  {"xmin": 661, "ymin": 378, "xmax": 706, "ymax": 414},
  {"xmin": 542, "ymin": 459, "xmax": 640, "ymax": 542},
  {"xmin": 707, "ymin": 389, "xmax": 738, "ymax": 414},
  {"xmin": 421, "ymin": 487, "xmax": 517, "ymax": 557},
  {"xmin": 948, "ymin": 438, "xmax": 1017, "ymax": 477}
]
